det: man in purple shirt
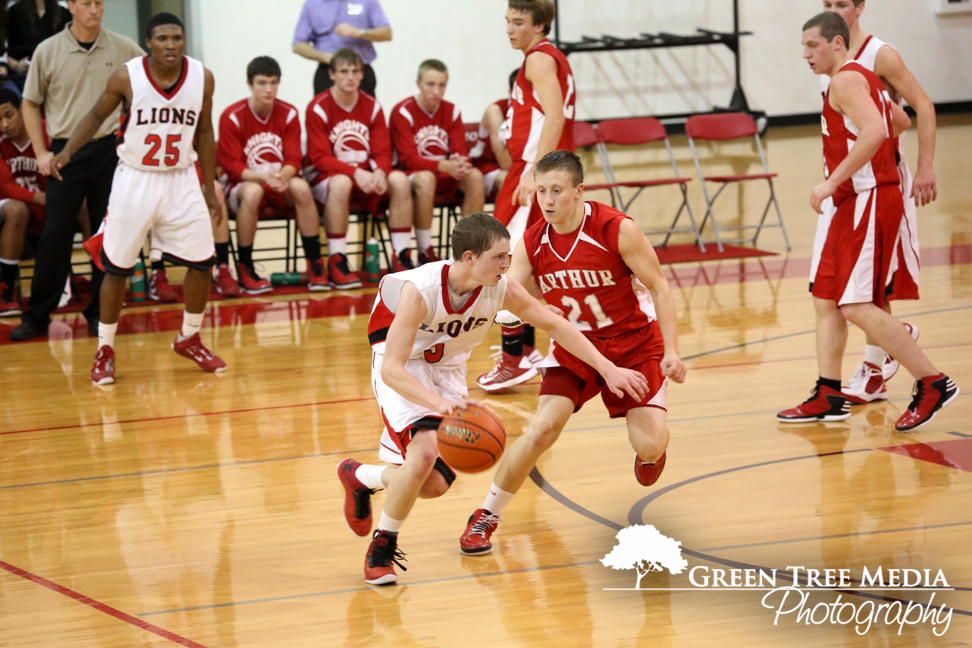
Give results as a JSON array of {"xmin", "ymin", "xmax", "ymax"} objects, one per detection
[{"xmin": 292, "ymin": 0, "xmax": 392, "ymax": 96}]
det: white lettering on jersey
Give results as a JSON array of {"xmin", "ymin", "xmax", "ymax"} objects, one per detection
[
  {"xmin": 243, "ymin": 132, "xmax": 284, "ymax": 174},
  {"xmin": 330, "ymin": 119, "xmax": 370, "ymax": 165},
  {"xmin": 415, "ymin": 125, "xmax": 448, "ymax": 160}
]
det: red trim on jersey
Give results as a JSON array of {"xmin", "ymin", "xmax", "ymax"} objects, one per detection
[
  {"xmin": 142, "ymin": 56, "xmax": 189, "ymax": 100},
  {"xmin": 367, "ymin": 296, "xmax": 396, "ymax": 344},
  {"xmin": 439, "ymin": 264, "xmax": 482, "ymax": 315},
  {"xmin": 853, "ymin": 36, "xmax": 873, "ymax": 61}
]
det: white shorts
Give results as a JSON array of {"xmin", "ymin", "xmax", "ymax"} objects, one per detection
[
  {"xmin": 483, "ymin": 169, "xmax": 501, "ymax": 200},
  {"xmin": 371, "ymin": 352, "xmax": 468, "ymax": 465},
  {"xmin": 103, "ymin": 164, "xmax": 214, "ymax": 272}
]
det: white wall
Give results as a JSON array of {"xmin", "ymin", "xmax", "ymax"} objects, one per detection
[{"xmin": 192, "ymin": 0, "xmax": 972, "ymax": 137}]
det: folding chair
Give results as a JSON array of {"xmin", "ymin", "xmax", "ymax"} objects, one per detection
[
  {"xmin": 347, "ymin": 198, "xmax": 392, "ymax": 270},
  {"xmin": 684, "ymin": 112, "xmax": 791, "ymax": 253},
  {"xmin": 572, "ymin": 122, "xmax": 622, "ymax": 206},
  {"xmin": 595, "ymin": 117, "xmax": 704, "ymax": 251}
]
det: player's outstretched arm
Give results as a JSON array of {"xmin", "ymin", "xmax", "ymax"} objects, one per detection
[
  {"xmin": 381, "ymin": 282, "xmax": 471, "ymax": 415},
  {"xmin": 617, "ymin": 219, "xmax": 686, "ymax": 383},
  {"xmin": 196, "ymin": 69, "xmax": 221, "ymax": 224},
  {"xmin": 503, "ymin": 279, "xmax": 648, "ymax": 400},
  {"xmin": 50, "ymin": 68, "xmax": 130, "ymax": 180},
  {"xmin": 810, "ymin": 71, "xmax": 888, "ymax": 213},
  {"xmin": 875, "ymin": 46, "xmax": 936, "ymax": 205}
]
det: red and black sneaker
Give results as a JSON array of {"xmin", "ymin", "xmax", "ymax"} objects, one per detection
[
  {"xmin": 328, "ymin": 253, "xmax": 362, "ymax": 290},
  {"xmin": 635, "ymin": 451, "xmax": 667, "ymax": 487},
  {"xmin": 418, "ymin": 246, "xmax": 441, "ymax": 265},
  {"xmin": 236, "ymin": 264, "xmax": 272, "ymax": 295},
  {"xmin": 777, "ymin": 385, "xmax": 850, "ymax": 423},
  {"xmin": 459, "ymin": 508, "xmax": 501, "ymax": 555},
  {"xmin": 0, "ymin": 282, "xmax": 21, "ymax": 317},
  {"xmin": 365, "ymin": 530, "xmax": 407, "ymax": 586},
  {"xmin": 895, "ymin": 374, "xmax": 960, "ymax": 432},
  {"xmin": 307, "ymin": 258, "xmax": 330, "ymax": 292},
  {"xmin": 337, "ymin": 458, "xmax": 376, "ymax": 537},
  {"xmin": 391, "ymin": 249, "xmax": 415, "ymax": 273}
]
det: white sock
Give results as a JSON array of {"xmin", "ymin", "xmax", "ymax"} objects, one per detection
[
  {"xmin": 98, "ymin": 322, "xmax": 117, "ymax": 349},
  {"xmin": 390, "ymin": 229, "xmax": 412, "ymax": 254},
  {"xmin": 328, "ymin": 235, "xmax": 347, "ymax": 256},
  {"xmin": 415, "ymin": 228, "xmax": 432, "ymax": 251},
  {"xmin": 864, "ymin": 344, "xmax": 886, "ymax": 366},
  {"xmin": 378, "ymin": 511, "xmax": 403, "ymax": 533},
  {"xmin": 180, "ymin": 311, "xmax": 204, "ymax": 339},
  {"xmin": 355, "ymin": 464, "xmax": 387, "ymax": 489},
  {"xmin": 482, "ymin": 482, "xmax": 515, "ymax": 516}
]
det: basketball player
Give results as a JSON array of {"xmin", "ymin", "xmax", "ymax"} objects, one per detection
[
  {"xmin": 218, "ymin": 56, "xmax": 325, "ymax": 294},
  {"xmin": 459, "ymin": 151, "xmax": 686, "ymax": 556},
  {"xmin": 820, "ymin": 0, "xmax": 936, "ymax": 404},
  {"xmin": 0, "ymin": 88, "xmax": 46, "ymax": 317},
  {"xmin": 478, "ymin": 0, "xmax": 576, "ymax": 394},
  {"xmin": 389, "ymin": 59, "xmax": 484, "ymax": 264},
  {"xmin": 51, "ymin": 13, "xmax": 225, "ymax": 384},
  {"xmin": 304, "ymin": 48, "xmax": 414, "ymax": 286},
  {"xmin": 778, "ymin": 13, "xmax": 957, "ymax": 431},
  {"xmin": 336, "ymin": 212, "xmax": 648, "ymax": 585}
]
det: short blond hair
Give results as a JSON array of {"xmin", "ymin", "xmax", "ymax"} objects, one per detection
[{"xmin": 417, "ymin": 59, "xmax": 448, "ymax": 80}]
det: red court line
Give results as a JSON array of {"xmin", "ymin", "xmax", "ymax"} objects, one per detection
[
  {"xmin": 0, "ymin": 395, "xmax": 374, "ymax": 436},
  {"xmin": 0, "ymin": 559, "xmax": 208, "ymax": 647}
]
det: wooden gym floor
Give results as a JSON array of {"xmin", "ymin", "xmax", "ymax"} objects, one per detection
[{"xmin": 1, "ymin": 116, "xmax": 970, "ymax": 646}]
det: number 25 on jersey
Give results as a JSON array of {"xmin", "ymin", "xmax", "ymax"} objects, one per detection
[{"xmin": 142, "ymin": 134, "xmax": 182, "ymax": 167}]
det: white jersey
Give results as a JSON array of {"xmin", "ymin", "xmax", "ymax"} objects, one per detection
[
  {"xmin": 117, "ymin": 56, "xmax": 204, "ymax": 172},
  {"xmin": 368, "ymin": 260, "xmax": 507, "ymax": 370}
]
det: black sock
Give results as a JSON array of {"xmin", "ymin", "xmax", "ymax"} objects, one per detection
[
  {"xmin": 818, "ymin": 377, "xmax": 841, "ymax": 392},
  {"xmin": 501, "ymin": 325, "xmax": 524, "ymax": 356},
  {"xmin": 215, "ymin": 242, "xmax": 230, "ymax": 266},
  {"xmin": 522, "ymin": 324, "xmax": 535, "ymax": 349},
  {"xmin": 151, "ymin": 260, "xmax": 165, "ymax": 272},
  {"xmin": 0, "ymin": 260, "xmax": 16, "ymax": 287},
  {"xmin": 239, "ymin": 245, "xmax": 254, "ymax": 268},
  {"xmin": 302, "ymin": 235, "xmax": 321, "ymax": 264}
]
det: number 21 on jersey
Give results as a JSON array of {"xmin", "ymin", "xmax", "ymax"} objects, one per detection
[{"xmin": 560, "ymin": 293, "xmax": 613, "ymax": 331}]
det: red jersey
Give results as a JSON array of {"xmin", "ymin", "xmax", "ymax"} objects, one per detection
[
  {"xmin": 0, "ymin": 135, "xmax": 45, "ymax": 201},
  {"xmin": 389, "ymin": 96, "xmax": 467, "ymax": 173},
  {"xmin": 822, "ymin": 62, "xmax": 899, "ymax": 206},
  {"xmin": 217, "ymin": 98, "xmax": 303, "ymax": 185},
  {"xmin": 469, "ymin": 98, "xmax": 510, "ymax": 174},
  {"xmin": 304, "ymin": 90, "xmax": 392, "ymax": 184},
  {"xmin": 523, "ymin": 201, "xmax": 654, "ymax": 340},
  {"xmin": 507, "ymin": 39, "xmax": 575, "ymax": 163}
]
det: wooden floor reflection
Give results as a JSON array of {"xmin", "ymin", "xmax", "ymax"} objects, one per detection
[{"xmin": 1, "ymin": 118, "xmax": 970, "ymax": 646}]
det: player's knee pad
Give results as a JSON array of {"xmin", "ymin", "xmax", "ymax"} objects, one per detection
[{"xmin": 495, "ymin": 309, "xmax": 522, "ymax": 328}]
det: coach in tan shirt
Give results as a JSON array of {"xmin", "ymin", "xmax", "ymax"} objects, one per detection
[{"xmin": 10, "ymin": 0, "xmax": 144, "ymax": 341}]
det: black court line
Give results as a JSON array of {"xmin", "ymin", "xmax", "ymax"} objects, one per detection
[{"xmin": 948, "ymin": 431, "xmax": 972, "ymax": 438}]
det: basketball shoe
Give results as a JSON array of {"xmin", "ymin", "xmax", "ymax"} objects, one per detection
[
  {"xmin": 328, "ymin": 254, "xmax": 361, "ymax": 290},
  {"xmin": 777, "ymin": 385, "xmax": 851, "ymax": 423},
  {"xmin": 392, "ymin": 250, "xmax": 415, "ymax": 273},
  {"xmin": 842, "ymin": 362, "xmax": 887, "ymax": 404},
  {"xmin": 365, "ymin": 530, "xmax": 408, "ymax": 585},
  {"xmin": 172, "ymin": 333, "xmax": 226, "ymax": 373},
  {"xmin": 0, "ymin": 283, "xmax": 21, "ymax": 317},
  {"xmin": 894, "ymin": 374, "xmax": 960, "ymax": 432},
  {"xmin": 236, "ymin": 264, "xmax": 272, "ymax": 295},
  {"xmin": 213, "ymin": 264, "xmax": 240, "ymax": 297},
  {"xmin": 91, "ymin": 346, "xmax": 115, "ymax": 385},
  {"xmin": 459, "ymin": 508, "xmax": 501, "ymax": 555},
  {"xmin": 306, "ymin": 258, "xmax": 329, "ymax": 291},
  {"xmin": 476, "ymin": 349, "xmax": 537, "ymax": 392},
  {"xmin": 148, "ymin": 269, "xmax": 179, "ymax": 302},
  {"xmin": 635, "ymin": 451, "xmax": 667, "ymax": 487},
  {"xmin": 418, "ymin": 246, "xmax": 441, "ymax": 265},
  {"xmin": 337, "ymin": 458, "xmax": 376, "ymax": 537}
]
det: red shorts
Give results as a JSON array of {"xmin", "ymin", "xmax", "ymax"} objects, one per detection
[
  {"xmin": 492, "ymin": 160, "xmax": 542, "ymax": 239},
  {"xmin": 539, "ymin": 323, "xmax": 667, "ymax": 418},
  {"xmin": 811, "ymin": 184, "xmax": 903, "ymax": 307},
  {"xmin": 406, "ymin": 170, "xmax": 459, "ymax": 201},
  {"xmin": 226, "ymin": 182, "xmax": 288, "ymax": 217},
  {"xmin": 27, "ymin": 202, "xmax": 45, "ymax": 236}
]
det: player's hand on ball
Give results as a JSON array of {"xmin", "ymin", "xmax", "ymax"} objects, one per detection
[
  {"xmin": 49, "ymin": 152, "xmax": 69, "ymax": 181},
  {"xmin": 435, "ymin": 396, "xmax": 477, "ymax": 416},
  {"xmin": 810, "ymin": 180, "xmax": 835, "ymax": 214},
  {"xmin": 604, "ymin": 366, "xmax": 648, "ymax": 400},
  {"xmin": 660, "ymin": 353, "xmax": 686, "ymax": 383}
]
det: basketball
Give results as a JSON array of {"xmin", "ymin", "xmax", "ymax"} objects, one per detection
[{"xmin": 437, "ymin": 405, "xmax": 507, "ymax": 473}]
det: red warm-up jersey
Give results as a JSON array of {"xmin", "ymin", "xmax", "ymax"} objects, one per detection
[
  {"xmin": 469, "ymin": 98, "xmax": 510, "ymax": 174},
  {"xmin": 822, "ymin": 62, "xmax": 899, "ymax": 206},
  {"xmin": 522, "ymin": 201, "xmax": 654, "ymax": 340},
  {"xmin": 389, "ymin": 96, "xmax": 467, "ymax": 173},
  {"xmin": 217, "ymin": 98, "xmax": 303, "ymax": 186},
  {"xmin": 507, "ymin": 39, "xmax": 575, "ymax": 163},
  {"xmin": 304, "ymin": 89, "xmax": 392, "ymax": 184},
  {"xmin": 0, "ymin": 136, "xmax": 45, "ymax": 199}
]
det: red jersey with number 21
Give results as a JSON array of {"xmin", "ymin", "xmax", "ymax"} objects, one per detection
[{"xmin": 523, "ymin": 201, "xmax": 655, "ymax": 342}]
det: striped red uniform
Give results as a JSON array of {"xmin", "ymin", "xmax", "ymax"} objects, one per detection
[{"xmin": 0, "ymin": 135, "xmax": 46, "ymax": 234}]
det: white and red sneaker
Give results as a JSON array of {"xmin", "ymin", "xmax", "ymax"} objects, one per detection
[
  {"xmin": 213, "ymin": 264, "xmax": 240, "ymax": 297},
  {"xmin": 91, "ymin": 346, "xmax": 116, "ymax": 385},
  {"xmin": 476, "ymin": 349, "xmax": 538, "ymax": 392},
  {"xmin": 777, "ymin": 385, "xmax": 851, "ymax": 423},
  {"xmin": 365, "ymin": 530, "xmax": 407, "ymax": 586},
  {"xmin": 459, "ymin": 508, "xmax": 501, "ymax": 555},
  {"xmin": 172, "ymin": 333, "xmax": 226, "ymax": 373},
  {"xmin": 895, "ymin": 374, "xmax": 960, "ymax": 432},
  {"xmin": 635, "ymin": 451, "xmax": 667, "ymax": 487},
  {"xmin": 148, "ymin": 269, "xmax": 179, "ymax": 302},
  {"xmin": 883, "ymin": 322, "xmax": 920, "ymax": 381},
  {"xmin": 236, "ymin": 264, "xmax": 272, "ymax": 295},
  {"xmin": 842, "ymin": 362, "xmax": 888, "ymax": 404}
]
